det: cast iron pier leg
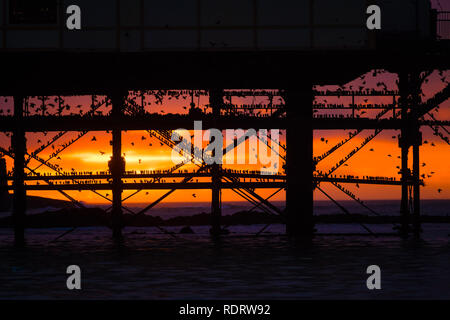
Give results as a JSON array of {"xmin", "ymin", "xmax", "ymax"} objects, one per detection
[
  {"xmin": 109, "ymin": 91, "xmax": 126, "ymax": 241},
  {"xmin": 399, "ymin": 71, "xmax": 411, "ymax": 236},
  {"xmin": 209, "ymin": 88, "xmax": 223, "ymax": 237},
  {"xmin": 285, "ymin": 86, "xmax": 314, "ymax": 239},
  {"xmin": 12, "ymin": 95, "xmax": 26, "ymax": 247}
]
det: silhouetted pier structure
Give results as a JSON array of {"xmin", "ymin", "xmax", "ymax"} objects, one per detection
[
  {"xmin": 3, "ymin": 171, "xmax": 417, "ymax": 189},
  {"xmin": 1, "ymin": 82, "xmax": 448, "ymax": 245},
  {"xmin": 0, "ymin": 2, "xmax": 448, "ymax": 245}
]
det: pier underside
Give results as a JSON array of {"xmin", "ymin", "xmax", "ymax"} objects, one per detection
[{"xmin": 0, "ymin": 47, "xmax": 448, "ymax": 244}]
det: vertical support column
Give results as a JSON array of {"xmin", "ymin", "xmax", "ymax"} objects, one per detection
[
  {"xmin": 285, "ymin": 85, "xmax": 314, "ymax": 239},
  {"xmin": 209, "ymin": 88, "xmax": 223, "ymax": 237},
  {"xmin": 412, "ymin": 142, "xmax": 421, "ymax": 236},
  {"xmin": 0, "ymin": 157, "xmax": 10, "ymax": 211},
  {"xmin": 12, "ymin": 95, "xmax": 26, "ymax": 247},
  {"xmin": 399, "ymin": 142, "xmax": 410, "ymax": 235},
  {"xmin": 109, "ymin": 91, "xmax": 126, "ymax": 241},
  {"xmin": 410, "ymin": 71, "xmax": 422, "ymax": 237},
  {"xmin": 211, "ymin": 159, "xmax": 221, "ymax": 236},
  {"xmin": 398, "ymin": 71, "xmax": 411, "ymax": 236}
]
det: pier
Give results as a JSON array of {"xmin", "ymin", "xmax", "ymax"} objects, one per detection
[{"xmin": 0, "ymin": 3, "xmax": 448, "ymax": 244}]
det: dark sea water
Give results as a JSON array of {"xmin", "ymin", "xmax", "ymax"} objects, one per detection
[
  {"xmin": 1, "ymin": 199, "xmax": 449, "ymax": 219},
  {"xmin": 0, "ymin": 222, "xmax": 449, "ymax": 300},
  {"xmin": 91, "ymin": 199, "xmax": 450, "ymax": 218}
]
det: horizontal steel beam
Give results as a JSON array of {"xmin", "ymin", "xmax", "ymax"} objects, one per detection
[
  {"xmin": 5, "ymin": 172, "xmax": 287, "ymax": 181},
  {"xmin": 7, "ymin": 182, "xmax": 285, "ymax": 191},
  {"xmin": 0, "ymin": 50, "xmax": 448, "ymax": 96},
  {"xmin": 5, "ymin": 176, "xmax": 418, "ymax": 190},
  {"xmin": 0, "ymin": 115, "xmax": 415, "ymax": 131}
]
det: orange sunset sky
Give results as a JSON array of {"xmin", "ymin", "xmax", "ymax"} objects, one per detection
[{"xmin": 0, "ymin": 69, "xmax": 449, "ymax": 206}]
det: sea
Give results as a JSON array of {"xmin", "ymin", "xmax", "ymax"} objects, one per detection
[
  {"xmin": 1, "ymin": 199, "xmax": 449, "ymax": 219},
  {"xmin": 0, "ymin": 200, "xmax": 449, "ymax": 300}
]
